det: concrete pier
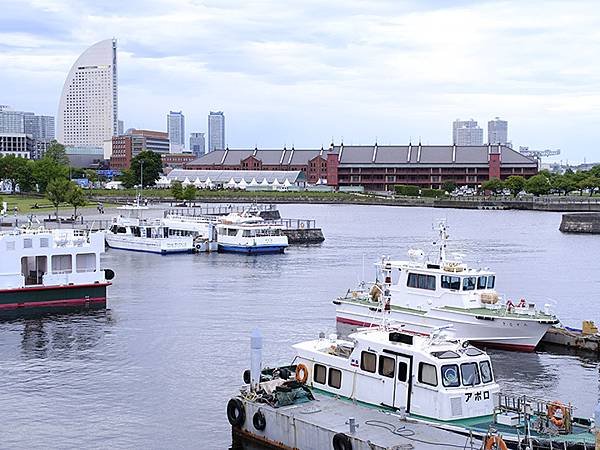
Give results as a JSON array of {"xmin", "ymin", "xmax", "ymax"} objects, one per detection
[
  {"xmin": 230, "ymin": 392, "xmax": 477, "ymax": 450},
  {"xmin": 560, "ymin": 213, "xmax": 600, "ymax": 233}
]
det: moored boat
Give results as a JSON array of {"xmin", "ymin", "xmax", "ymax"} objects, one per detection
[
  {"xmin": 0, "ymin": 226, "xmax": 113, "ymax": 318},
  {"xmin": 216, "ymin": 211, "xmax": 288, "ymax": 254},
  {"xmin": 335, "ymin": 221, "xmax": 559, "ymax": 351}
]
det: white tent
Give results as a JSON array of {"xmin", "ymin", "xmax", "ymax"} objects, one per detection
[
  {"xmin": 260, "ymin": 177, "xmax": 270, "ymax": 186},
  {"xmin": 204, "ymin": 176, "xmax": 214, "ymax": 188},
  {"xmin": 271, "ymin": 178, "xmax": 281, "ymax": 190},
  {"xmin": 249, "ymin": 177, "xmax": 259, "ymax": 187},
  {"xmin": 182, "ymin": 177, "xmax": 192, "ymax": 186},
  {"xmin": 226, "ymin": 177, "xmax": 237, "ymax": 188},
  {"xmin": 282, "ymin": 179, "xmax": 292, "ymax": 187},
  {"xmin": 237, "ymin": 178, "xmax": 248, "ymax": 190},
  {"xmin": 193, "ymin": 177, "xmax": 203, "ymax": 187},
  {"xmin": 156, "ymin": 176, "xmax": 171, "ymax": 188}
]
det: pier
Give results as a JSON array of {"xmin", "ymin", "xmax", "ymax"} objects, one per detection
[{"xmin": 559, "ymin": 213, "xmax": 600, "ymax": 233}]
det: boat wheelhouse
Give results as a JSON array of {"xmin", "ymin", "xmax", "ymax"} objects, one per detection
[
  {"xmin": 335, "ymin": 222, "xmax": 559, "ymax": 351},
  {"xmin": 0, "ymin": 227, "xmax": 112, "ymax": 318},
  {"xmin": 216, "ymin": 212, "xmax": 288, "ymax": 254},
  {"xmin": 161, "ymin": 214, "xmax": 218, "ymax": 253},
  {"xmin": 106, "ymin": 205, "xmax": 193, "ymax": 254}
]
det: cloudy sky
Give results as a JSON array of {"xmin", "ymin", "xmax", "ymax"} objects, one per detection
[{"xmin": 2, "ymin": 0, "xmax": 599, "ymax": 162}]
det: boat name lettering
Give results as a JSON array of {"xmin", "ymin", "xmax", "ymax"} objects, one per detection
[{"xmin": 465, "ymin": 391, "xmax": 489, "ymax": 402}]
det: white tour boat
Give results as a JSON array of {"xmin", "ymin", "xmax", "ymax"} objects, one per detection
[
  {"xmin": 0, "ymin": 226, "xmax": 113, "ymax": 318},
  {"xmin": 216, "ymin": 211, "xmax": 288, "ymax": 254},
  {"xmin": 161, "ymin": 213, "xmax": 218, "ymax": 252},
  {"xmin": 105, "ymin": 203, "xmax": 193, "ymax": 254},
  {"xmin": 334, "ymin": 222, "xmax": 559, "ymax": 351}
]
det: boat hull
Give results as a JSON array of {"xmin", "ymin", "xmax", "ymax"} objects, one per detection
[
  {"xmin": 105, "ymin": 235, "xmax": 193, "ymax": 254},
  {"xmin": 335, "ymin": 301, "xmax": 553, "ymax": 351},
  {"xmin": 218, "ymin": 244, "xmax": 286, "ymax": 254},
  {"xmin": 0, "ymin": 283, "xmax": 109, "ymax": 319}
]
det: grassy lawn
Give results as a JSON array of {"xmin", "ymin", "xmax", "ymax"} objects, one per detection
[{"xmin": 1, "ymin": 194, "xmax": 116, "ymax": 214}]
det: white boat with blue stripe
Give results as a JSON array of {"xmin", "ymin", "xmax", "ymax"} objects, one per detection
[{"xmin": 216, "ymin": 211, "xmax": 288, "ymax": 254}]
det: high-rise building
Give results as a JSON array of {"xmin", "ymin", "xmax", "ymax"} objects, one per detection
[
  {"xmin": 57, "ymin": 39, "xmax": 118, "ymax": 148},
  {"xmin": 208, "ymin": 111, "xmax": 225, "ymax": 152},
  {"xmin": 488, "ymin": 117, "xmax": 508, "ymax": 145},
  {"xmin": 117, "ymin": 120, "xmax": 124, "ymax": 135},
  {"xmin": 167, "ymin": 111, "xmax": 185, "ymax": 153},
  {"xmin": 452, "ymin": 119, "xmax": 483, "ymax": 146},
  {"xmin": 189, "ymin": 132, "xmax": 205, "ymax": 157},
  {"xmin": 0, "ymin": 109, "xmax": 32, "ymax": 133},
  {"xmin": 24, "ymin": 114, "xmax": 55, "ymax": 141}
]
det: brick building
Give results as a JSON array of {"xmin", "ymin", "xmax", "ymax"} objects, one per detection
[
  {"xmin": 162, "ymin": 153, "xmax": 196, "ymax": 169},
  {"xmin": 183, "ymin": 144, "xmax": 537, "ymax": 190},
  {"xmin": 109, "ymin": 129, "xmax": 169, "ymax": 170}
]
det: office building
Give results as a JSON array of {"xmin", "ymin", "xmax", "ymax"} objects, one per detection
[
  {"xmin": 117, "ymin": 120, "xmax": 124, "ymax": 135},
  {"xmin": 189, "ymin": 132, "xmax": 205, "ymax": 157},
  {"xmin": 0, "ymin": 133, "xmax": 34, "ymax": 158},
  {"xmin": 167, "ymin": 111, "xmax": 185, "ymax": 153},
  {"xmin": 452, "ymin": 119, "xmax": 483, "ymax": 146},
  {"xmin": 488, "ymin": 117, "xmax": 508, "ymax": 145},
  {"xmin": 24, "ymin": 114, "xmax": 55, "ymax": 141},
  {"xmin": 208, "ymin": 111, "xmax": 225, "ymax": 152},
  {"xmin": 57, "ymin": 39, "xmax": 118, "ymax": 147},
  {"xmin": 109, "ymin": 129, "xmax": 169, "ymax": 170}
]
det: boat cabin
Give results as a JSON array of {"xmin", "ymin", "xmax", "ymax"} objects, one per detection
[{"xmin": 293, "ymin": 328, "xmax": 499, "ymax": 422}]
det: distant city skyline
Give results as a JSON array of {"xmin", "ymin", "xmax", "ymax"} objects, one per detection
[
  {"xmin": 452, "ymin": 119, "xmax": 483, "ymax": 146},
  {"xmin": 208, "ymin": 111, "xmax": 225, "ymax": 152},
  {"xmin": 3, "ymin": 1, "xmax": 598, "ymax": 162},
  {"xmin": 190, "ymin": 132, "xmax": 205, "ymax": 157}
]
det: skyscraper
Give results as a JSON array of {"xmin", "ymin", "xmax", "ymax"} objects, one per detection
[
  {"xmin": 488, "ymin": 117, "xmax": 508, "ymax": 145},
  {"xmin": 452, "ymin": 119, "xmax": 483, "ymax": 146},
  {"xmin": 24, "ymin": 114, "xmax": 55, "ymax": 141},
  {"xmin": 167, "ymin": 111, "xmax": 185, "ymax": 153},
  {"xmin": 117, "ymin": 120, "xmax": 124, "ymax": 135},
  {"xmin": 208, "ymin": 111, "xmax": 225, "ymax": 152},
  {"xmin": 0, "ymin": 109, "xmax": 31, "ymax": 133},
  {"xmin": 190, "ymin": 132, "xmax": 205, "ymax": 157},
  {"xmin": 57, "ymin": 39, "xmax": 118, "ymax": 148}
]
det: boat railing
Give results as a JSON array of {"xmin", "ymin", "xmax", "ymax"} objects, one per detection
[{"xmin": 495, "ymin": 392, "xmax": 575, "ymax": 433}]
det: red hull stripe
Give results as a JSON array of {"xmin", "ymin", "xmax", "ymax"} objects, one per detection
[
  {"xmin": 0, "ymin": 282, "xmax": 111, "ymax": 294},
  {"xmin": 336, "ymin": 317, "xmax": 537, "ymax": 352},
  {"xmin": 0, "ymin": 297, "xmax": 106, "ymax": 311}
]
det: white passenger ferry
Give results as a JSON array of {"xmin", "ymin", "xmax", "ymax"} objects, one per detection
[
  {"xmin": 161, "ymin": 214, "xmax": 218, "ymax": 252},
  {"xmin": 105, "ymin": 204, "xmax": 193, "ymax": 254},
  {"xmin": 216, "ymin": 212, "xmax": 288, "ymax": 254},
  {"xmin": 335, "ymin": 222, "xmax": 559, "ymax": 351},
  {"xmin": 0, "ymin": 226, "xmax": 113, "ymax": 318}
]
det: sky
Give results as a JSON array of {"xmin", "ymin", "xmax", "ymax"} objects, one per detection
[{"xmin": 2, "ymin": 0, "xmax": 600, "ymax": 163}]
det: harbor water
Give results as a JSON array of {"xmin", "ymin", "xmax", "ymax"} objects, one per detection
[{"xmin": 1, "ymin": 204, "xmax": 599, "ymax": 448}]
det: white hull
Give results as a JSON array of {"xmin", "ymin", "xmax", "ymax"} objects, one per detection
[
  {"xmin": 335, "ymin": 301, "xmax": 553, "ymax": 351},
  {"xmin": 105, "ymin": 235, "xmax": 193, "ymax": 254}
]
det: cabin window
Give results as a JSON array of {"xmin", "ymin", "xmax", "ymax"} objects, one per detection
[
  {"xmin": 21, "ymin": 256, "xmax": 47, "ymax": 285},
  {"xmin": 477, "ymin": 276, "xmax": 487, "ymax": 289},
  {"xmin": 407, "ymin": 273, "xmax": 436, "ymax": 290},
  {"xmin": 242, "ymin": 230, "xmax": 252, "ymax": 237},
  {"xmin": 328, "ymin": 368, "xmax": 342, "ymax": 389},
  {"xmin": 462, "ymin": 277, "xmax": 477, "ymax": 291},
  {"xmin": 313, "ymin": 364, "xmax": 327, "ymax": 384},
  {"xmin": 51, "ymin": 254, "xmax": 72, "ymax": 274},
  {"xmin": 418, "ymin": 363, "xmax": 438, "ymax": 386},
  {"xmin": 398, "ymin": 361, "xmax": 408, "ymax": 382},
  {"xmin": 360, "ymin": 351, "xmax": 377, "ymax": 373},
  {"xmin": 441, "ymin": 364, "xmax": 460, "ymax": 387},
  {"xmin": 76, "ymin": 253, "xmax": 96, "ymax": 273},
  {"xmin": 116, "ymin": 227, "xmax": 126, "ymax": 234},
  {"xmin": 40, "ymin": 238, "xmax": 49, "ymax": 248},
  {"xmin": 441, "ymin": 275, "xmax": 460, "ymax": 290},
  {"xmin": 460, "ymin": 363, "xmax": 481, "ymax": 386},
  {"xmin": 431, "ymin": 350, "xmax": 460, "ymax": 359},
  {"xmin": 479, "ymin": 361, "xmax": 493, "ymax": 383},
  {"xmin": 465, "ymin": 347, "xmax": 483, "ymax": 357},
  {"xmin": 227, "ymin": 228, "xmax": 237, "ymax": 236},
  {"xmin": 487, "ymin": 275, "xmax": 495, "ymax": 289},
  {"xmin": 23, "ymin": 238, "xmax": 33, "ymax": 249},
  {"xmin": 378, "ymin": 355, "xmax": 395, "ymax": 378},
  {"xmin": 6, "ymin": 241, "xmax": 15, "ymax": 251}
]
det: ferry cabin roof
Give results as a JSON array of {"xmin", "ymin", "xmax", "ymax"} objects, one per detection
[{"xmin": 294, "ymin": 330, "xmax": 498, "ymax": 422}]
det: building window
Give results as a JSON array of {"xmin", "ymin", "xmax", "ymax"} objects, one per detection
[
  {"xmin": 328, "ymin": 368, "xmax": 342, "ymax": 389},
  {"xmin": 313, "ymin": 364, "xmax": 327, "ymax": 384}
]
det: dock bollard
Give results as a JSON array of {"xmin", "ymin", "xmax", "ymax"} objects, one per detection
[
  {"xmin": 595, "ymin": 400, "xmax": 600, "ymax": 449},
  {"xmin": 250, "ymin": 329, "xmax": 263, "ymax": 392},
  {"xmin": 347, "ymin": 417, "xmax": 358, "ymax": 434}
]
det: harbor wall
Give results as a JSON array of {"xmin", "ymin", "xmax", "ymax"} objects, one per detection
[
  {"xmin": 559, "ymin": 213, "xmax": 600, "ymax": 233},
  {"xmin": 282, "ymin": 228, "xmax": 324, "ymax": 244}
]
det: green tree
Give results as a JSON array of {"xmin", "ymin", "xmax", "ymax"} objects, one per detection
[
  {"xmin": 129, "ymin": 151, "xmax": 163, "ymax": 187},
  {"xmin": 481, "ymin": 178, "xmax": 504, "ymax": 194},
  {"xmin": 504, "ymin": 176, "xmax": 526, "ymax": 196},
  {"xmin": 1, "ymin": 155, "xmax": 33, "ymax": 193},
  {"xmin": 46, "ymin": 178, "xmax": 71, "ymax": 218},
  {"xmin": 552, "ymin": 175, "xmax": 577, "ymax": 195},
  {"xmin": 171, "ymin": 180, "xmax": 184, "ymax": 200},
  {"xmin": 578, "ymin": 176, "xmax": 600, "ymax": 196},
  {"xmin": 66, "ymin": 183, "xmax": 87, "ymax": 218},
  {"xmin": 183, "ymin": 184, "xmax": 197, "ymax": 201},
  {"xmin": 441, "ymin": 180, "xmax": 457, "ymax": 193},
  {"xmin": 32, "ymin": 157, "xmax": 69, "ymax": 192},
  {"xmin": 524, "ymin": 174, "xmax": 551, "ymax": 196},
  {"xmin": 44, "ymin": 141, "xmax": 70, "ymax": 166}
]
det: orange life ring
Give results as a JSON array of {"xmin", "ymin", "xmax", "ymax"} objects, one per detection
[
  {"xmin": 295, "ymin": 364, "xmax": 309, "ymax": 383},
  {"xmin": 547, "ymin": 401, "xmax": 567, "ymax": 428},
  {"xmin": 484, "ymin": 435, "xmax": 508, "ymax": 450}
]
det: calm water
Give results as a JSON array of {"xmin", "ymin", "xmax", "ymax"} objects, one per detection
[{"xmin": 1, "ymin": 204, "xmax": 599, "ymax": 449}]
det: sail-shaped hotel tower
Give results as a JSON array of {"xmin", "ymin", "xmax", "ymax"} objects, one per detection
[{"xmin": 57, "ymin": 39, "xmax": 118, "ymax": 148}]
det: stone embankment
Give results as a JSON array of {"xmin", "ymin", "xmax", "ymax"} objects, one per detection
[
  {"xmin": 282, "ymin": 228, "xmax": 325, "ymax": 244},
  {"xmin": 559, "ymin": 213, "xmax": 600, "ymax": 233}
]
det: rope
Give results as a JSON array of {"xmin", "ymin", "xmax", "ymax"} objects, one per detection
[{"xmin": 364, "ymin": 420, "xmax": 476, "ymax": 449}]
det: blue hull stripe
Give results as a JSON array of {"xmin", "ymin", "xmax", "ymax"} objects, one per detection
[{"xmin": 218, "ymin": 244, "xmax": 286, "ymax": 254}]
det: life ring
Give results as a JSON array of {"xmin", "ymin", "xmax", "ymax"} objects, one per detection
[
  {"xmin": 484, "ymin": 435, "xmax": 508, "ymax": 450},
  {"xmin": 547, "ymin": 401, "xmax": 567, "ymax": 428},
  {"xmin": 295, "ymin": 363, "xmax": 309, "ymax": 383},
  {"xmin": 227, "ymin": 398, "xmax": 246, "ymax": 428},
  {"xmin": 252, "ymin": 410, "xmax": 266, "ymax": 431},
  {"xmin": 332, "ymin": 433, "xmax": 353, "ymax": 450},
  {"xmin": 195, "ymin": 243, "xmax": 202, "ymax": 250},
  {"xmin": 299, "ymin": 222, "xmax": 305, "ymax": 229}
]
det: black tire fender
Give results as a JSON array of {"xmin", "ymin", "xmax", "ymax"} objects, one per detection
[
  {"xmin": 252, "ymin": 410, "xmax": 266, "ymax": 431},
  {"xmin": 227, "ymin": 398, "xmax": 245, "ymax": 428},
  {"xmin": 332, "ymin": 432, "xmax": 352, "ymax": 450}
]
